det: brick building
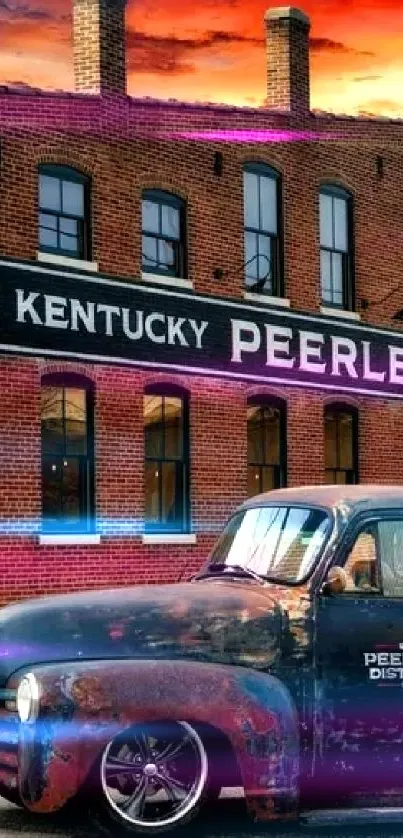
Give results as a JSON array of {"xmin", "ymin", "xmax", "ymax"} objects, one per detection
[{"xmin": 1, "ymin": 0, "xmax": 403, "ymax": 604}]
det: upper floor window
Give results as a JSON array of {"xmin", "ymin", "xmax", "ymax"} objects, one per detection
[
  {"xmin": 324, "ymin": 404, "xmax": 358, "ymax": 485},
  {"xmin": 243, "ymin": 163, "xmax": 282, "ymax": 296},
  {"xmin": 142, "ymin": 190, "xmax": 186, "ymax": 278},
  {"xmin": 319, "ymin": 185, "xmax": 353, "ymax": 310},
  {"xmin": 38, "ymin": 165, "xmax": 90, "ymax": 260},
  {"xmin": 144, "ymin": 385, "xmax": 190, "ymax": 532},
  {"xmin": 247, "ymin": 397, "xmax": 286, "ymax": 497},
  {"xmin": 41, "ymin": 374, "xmax": 95, "ymax": 533}
]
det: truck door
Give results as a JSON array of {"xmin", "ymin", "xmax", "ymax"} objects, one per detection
[{"xmin": 315, "ymin": 513, "xmax": 403, "ymax": 807}]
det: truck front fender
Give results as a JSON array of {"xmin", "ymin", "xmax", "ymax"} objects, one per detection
[{"xmin": 16, "ymin": 659, "xmax": 299, "ymax": 821}]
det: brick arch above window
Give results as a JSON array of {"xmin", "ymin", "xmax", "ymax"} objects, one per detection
[
  {"xmin": 245, "ymin": 385, "xmax": 288, "ymax": 404},
  {"xmin": 324, "ymin": 400, "xmax": 359, "ymax": 417},
  {"xmin": 319, "ymin": 182, "xmax": 353, "ymax": 200},
  {"xmin": 142, "ymin": 188, "xmax": 187, "ymax": 207},
  {"xmin": 322, "ymin": 393, "xmax": 360, "ymax": 411},
  {"xmin": 243, "ymin": 159, "xmax": 283, "ymax": 177},
  {"xmin": 41, "ymin": 371, "xmax": 95, "ymax": 391},
  {"xmin": 37, "ymin": 360, "xmax": 96, "ymax": 382},
  {"xmin": 318, "ymin": 176, "xmax": 356, "ymax": 197},
  {"xmin": 247, "ymin": 393, "xmax": 286, "ymax": 409},
  {"xmin": 37, "ymin": 154, "xmax": 97, "ymax": 181},
  {"xmin": 138, "ymin": 182, "xmax": 190, "ymax": 204},
  {"xmin": 144, "ymin": 381, "xmax": 189, "ymax": 399},
  {"xmin": 142, "ymin": 372, "xmax": 192, "ymax": 391}
]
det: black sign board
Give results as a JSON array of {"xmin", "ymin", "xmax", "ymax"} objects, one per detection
[{"xmin": 1, "ymin": 258, "xmax": 403, "ymax": 400}]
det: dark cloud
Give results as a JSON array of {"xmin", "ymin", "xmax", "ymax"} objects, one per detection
[
  {"xmin": 126, "ymin": 29, "xmax": 262, "ymax": 74},
  {"xmin": 353, "ymin": 74, "xmax": 382, "ymax": 82},
  {"xmin": 0, "ymin": 1, "xmax": 52, "ymax": 18},
  {"xmin": 310, "ymin": 37, "xmax": 374, "ymax": 57},
  {"xmin": 126, "ymin": 29, "xmax": 376, "ymax": 76},
  {"xmin": 3, "ymin": 79, "xmax": 37, "ymax": 86}
]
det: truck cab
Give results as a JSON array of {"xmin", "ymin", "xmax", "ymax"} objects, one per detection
[{"xmin": 1, "ymin": 484, "xmax": 403, "ymax": 834}]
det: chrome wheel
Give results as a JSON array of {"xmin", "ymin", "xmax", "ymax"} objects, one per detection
[{"xmin": 101, "ymin": 722, "xmax": 208, "ymax": 832}]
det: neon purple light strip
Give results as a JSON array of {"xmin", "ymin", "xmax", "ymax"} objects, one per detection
[{"xmin": 162, "ymin": 129, "xmax": 339, "ymax": 143}]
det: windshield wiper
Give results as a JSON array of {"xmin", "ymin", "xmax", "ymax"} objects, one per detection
[{"xmin": 196, "ymin": 563, "xmax": 265, "ymax": 584}]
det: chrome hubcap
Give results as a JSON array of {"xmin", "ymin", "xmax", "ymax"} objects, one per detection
[
  {"xmin": 144, "ymin": 763, "xmax": 158, "ymax": 778},
  {"xmin": 101, "ymin": 722, "xmax": 208, "ymax": 830}
]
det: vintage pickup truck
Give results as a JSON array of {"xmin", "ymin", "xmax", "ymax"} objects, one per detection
[{"xmin": 1, "ymin": 484, "xmax": 403, "ymax": 835}]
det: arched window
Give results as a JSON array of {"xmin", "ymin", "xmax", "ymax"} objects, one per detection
[
  {"xmin": 144, "ymin": 385, "xmax": 190, "ymax": 532},
  {"xmin": 324, "ymin": 403, "xmax": 358, "ymax": 484},
  {"xmin": 319, "ymin": 184, "xmax": 354, "ymax": 310},
  {"xmin": 243, "ymin": 163, "xmax": 282, "ymax": 296},
  {"xmin": 142, "ymin": 190, "xmax": 186, "ymax": 278},
  {"xmin": 38, "ymin": 164, "xmax": 91, "ymax": 260},
  {"xmin": 247, "ymin": 397, "xmax": 286, "ymax": 497},
  {"xmin": 40, "ymin": 374, "xmax": 95, "ymax": 532}
]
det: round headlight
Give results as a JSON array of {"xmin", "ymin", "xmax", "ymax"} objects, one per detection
[{"xmin": 16, "ymin": 673, "xmax": 40, "ymax": 723}]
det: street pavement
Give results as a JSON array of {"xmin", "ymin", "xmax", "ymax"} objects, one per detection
[{"xmin": 2, "ymin": 795, "xmax": 403, "ymax": 838}]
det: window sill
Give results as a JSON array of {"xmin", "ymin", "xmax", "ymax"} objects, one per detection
[
  {"xmin": 142, "ymin": 534, "xmax": 197, "ymax": 545},
  {"xmin": 37, "ymin": 252, "xmax": 99, "ymax": 272},
  {"xmin": 244, "ymin": 292, "xmax": 291, "ymax": 308},
  {"xmin": 39, "ymin": 534, "xmax": 101, "ymax": 546},
  {"xmin": 320, "ymin": 306, "xmax": 361, "ymax": 322},
  {"xmin": 141, "ymin": 272, "xmax": 194, "ymax": 290}
]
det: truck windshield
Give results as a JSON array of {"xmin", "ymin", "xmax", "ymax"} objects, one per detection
[{"xmin": 207, "ymin": 505, "xmax": 331, "ymax": 584}]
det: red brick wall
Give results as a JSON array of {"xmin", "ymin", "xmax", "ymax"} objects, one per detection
[
  {"xmin": 1, "ymin": 92, "xmax": 403, "ymax": 603},
  {"xmin": 0, "ymin": 93, "xmax": 402, "ymax": 322},
  {"xmin": 0, "ymin": 351, "xmax": 402, "ymax": 605}
]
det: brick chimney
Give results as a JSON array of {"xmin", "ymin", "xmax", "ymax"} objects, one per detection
[
  {"xmin": 264, "ymin": 6, "xmax": 311, "ymax": 115},
  {"xmin": 73, "ymin": 0, "xmax": 127, "ymax": 95}
]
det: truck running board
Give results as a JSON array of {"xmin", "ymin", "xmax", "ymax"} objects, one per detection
[{"xmin": 301, "ymin": 808, "xmax": 403, "ymax": 827}]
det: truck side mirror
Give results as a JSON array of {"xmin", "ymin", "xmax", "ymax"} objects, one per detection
[{"xmin": 321, "ymin": 566, "xmax": 348, "ymax": 596}]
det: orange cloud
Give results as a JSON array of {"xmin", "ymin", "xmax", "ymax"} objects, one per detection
[{"xmin": 0, "ymin": 0, "xmax": 401, "ymax": 117}]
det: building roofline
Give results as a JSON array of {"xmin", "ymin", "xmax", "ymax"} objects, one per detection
[{"xmin": 0, "ymin": 85, "xmax": 402, "ymax": 127}]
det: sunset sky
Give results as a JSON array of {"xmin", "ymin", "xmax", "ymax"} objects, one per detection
[{"xmin": 0, "ymin": 0, "xmax": 403, "ymax": 117}]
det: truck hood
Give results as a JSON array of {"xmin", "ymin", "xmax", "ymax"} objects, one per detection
[{"xmin": 0, "ymin": 579, "xmax": 284, "ymax": 682}]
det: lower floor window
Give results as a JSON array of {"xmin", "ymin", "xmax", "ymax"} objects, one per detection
[
  {"xmin": 41, "ymin": 376, "xmax": 94, "ymax": 533},
  {"xmin": 144, "ymin": 461, "xmax": 188, "ymax": 531},
  {"xmin": 144, "ymin": 388, "xmax": 190, "ymax": 532},
  {"xmin": 247, "ymin": 399, "xmax": 286, "ymax": 497},
  {"xmin": 324, "ymin": 404, "xmax": 358, "ymax": 484},
  {"xmin": 42, "ymin": 457, "xmax": 90, "ymax": 529},
  {"xmin": 37, "ymin": 380, "xmax": 363, "ymax": 533}
]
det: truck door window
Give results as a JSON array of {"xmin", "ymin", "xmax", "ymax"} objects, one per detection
[
  {"xmin": 343, "ymin": 525, "xmax": 380, "ymax": 593},
  {"xmin": 377, "ymin": 519, "xmax": 403, "ymax": 597}
]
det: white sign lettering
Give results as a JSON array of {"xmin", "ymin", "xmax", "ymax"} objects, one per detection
[
  {"xmin": 364, "ymin": 649, "xmax": 403, "ymax": 683},
  {"xmin": 299, "ymin": 331, "xmax": 326, "ymax": 374},
  {"xmin": 231, "ymin": 320, "xmax": 261, "ymax": 363},
  {"xmin": 331, "ymin": 336, "xmax": 358, "ymax": 378},
  {"xmin": 11, "ymin": 285, "xmax": 403, "ymax": 398},
  {"xmin": 14, "ymin": 289, "xmax": 210, "ymax": 352},
  {"xmin": 266, "ymin": 325, "xmax": 294, "ymax": 369},
  {"xmin": 16, "ymin": 289, "xmax": 42, "ymax": 326},
  {"xmin": 389, "ymin": 346, "xmax": 403, "ymax": 384}
]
